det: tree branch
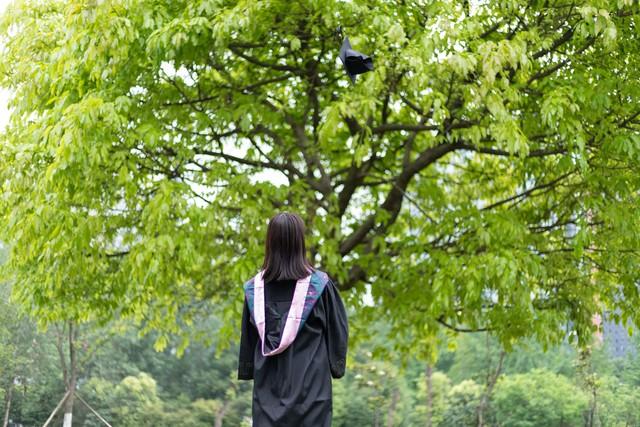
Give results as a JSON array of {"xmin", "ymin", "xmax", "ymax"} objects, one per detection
[
  {"xmin": 458, "ymin": 144, "xmax": 567, "ymax": 157},
  {"xmin": 436, "ymin": 316, "xmax": 491, "ymax": 332},
  {"xmin": 339, "ymin": 141, "xmax": 461, "ymax": 256},
  {"xmin": 228, "ymin": 46, "xmax": 302, "ymax": 74},
  {"xmin": 481, "ymin": 171, "xmax": 575, "ymax": 211}
]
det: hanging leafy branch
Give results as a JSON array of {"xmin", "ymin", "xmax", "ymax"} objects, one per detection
[{"xmin": 0, "ymin": 0, "xmax": 639, "ymax": 357}]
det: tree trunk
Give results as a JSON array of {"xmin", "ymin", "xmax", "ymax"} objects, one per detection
[
  {"xmin": 57, "ymin": 322, "xmax": 78, "ymax": 427},
  {"xmin": 214, "ymin": 399, "xmax": 231, "ymax": 427},
  {"xmin": 2, "ymin": 382, "xmax": 13, "ymax": 427},
  {"xmin": 587, "ymin": 386, "xmax": 597, "ymax": 427},
  {"xmin": 477, "ymin": 350, "xmax": 506, "ymax": 427},
  {"xmin": 385, "ymin": 388, "xmax": 400, "ymax": 427},
  {"xmin": 425, "ymin": 364, "xmax": 433, "ymax": 427},
  {"xmin": 62, "ymin": 381, "xmax": 76, "ymax": 427}
]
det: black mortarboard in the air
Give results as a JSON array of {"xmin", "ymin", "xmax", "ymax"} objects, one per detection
[{"xmin": 338, "ymin": 36, "xmax": 374, "ymax": 83}]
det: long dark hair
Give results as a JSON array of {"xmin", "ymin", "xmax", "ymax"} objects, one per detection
[{"xmin": 261, "ymin": 212, "xmax": 314, "ymax": 283}]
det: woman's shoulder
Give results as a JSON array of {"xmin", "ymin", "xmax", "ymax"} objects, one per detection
[
  {"xmin": 242, "ymin": 268, "xmax": 332, "ymax": 288},
  {"xmin": 310, "ymin": 268, "xmax": 333, "ymax": 289},
  {"xmin": 242, "ymin": 274, "xmax": 256, "ymax": 292}
]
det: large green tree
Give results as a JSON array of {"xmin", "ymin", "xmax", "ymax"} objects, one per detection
[
  {"xmin": 1, "ymin": 0, "xmax": 640, "ymax": 355},
  {"xmin": 492, "ymin": 369, "xmax": 589, "ymax": 427}
]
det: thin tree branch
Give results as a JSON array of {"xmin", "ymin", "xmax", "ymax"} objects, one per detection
[
  {"xmin": 481, "ymin": 171, "xmax": 575, "ymax": 211},
  {"xmin": 339, "ymin": 141, "xmax": 462, "ymax": 256},
  {"xmin": 436, "ymin": 316, "xmax": 491, "ymax": 332}
]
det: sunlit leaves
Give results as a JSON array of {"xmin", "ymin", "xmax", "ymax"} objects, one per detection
[{"xmin": 0, "ymin": 0, "xmax": 639, "ymax": 361}]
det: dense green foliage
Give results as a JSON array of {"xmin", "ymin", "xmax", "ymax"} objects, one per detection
[
  {"xmin": 3, "ymin": 295, "xmax": 640, "ymax": 426},
  {"xmin": 2, "ymin": 1, "xmax": 640, "ymax": 424},
  {"xmin": 1, "ymin": 0, "xmax": 640, "ymax": 360},
  {"xmin": 492, "ymin": 369, "xmax": 588, "ymax": 426}
]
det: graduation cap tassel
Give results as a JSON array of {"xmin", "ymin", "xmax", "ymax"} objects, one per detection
[{"xmin": 337, "ymin": 27, "xmax": 374, "ymax": 83}]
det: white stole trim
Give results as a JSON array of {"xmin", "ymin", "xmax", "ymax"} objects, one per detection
[{"xmin": 253, "ymin": 270, "xmax": 311, "ymax": 356}]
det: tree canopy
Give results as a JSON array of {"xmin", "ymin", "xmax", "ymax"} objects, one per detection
[{"xmin": 1, "ymin": 0, "xmax": 640, "ymax": 356}]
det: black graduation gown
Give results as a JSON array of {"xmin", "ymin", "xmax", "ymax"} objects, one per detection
[{"xmin": 238, "ymin": 276, "xmax": 348, "ymax": 427}]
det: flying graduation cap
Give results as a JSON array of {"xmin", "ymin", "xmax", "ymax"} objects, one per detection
[{"xmin": 338, "ymin": 34, "xmax": 374, "ymax": 83}]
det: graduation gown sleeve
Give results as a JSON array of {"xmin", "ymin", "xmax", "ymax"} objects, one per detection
[
  {"xmin": 323, "ymin": 278, "xmax": 349, "ymax": 379},
  {"xmin": 238, "ymin": 297, "xmax": 258, "ymax": 380}
]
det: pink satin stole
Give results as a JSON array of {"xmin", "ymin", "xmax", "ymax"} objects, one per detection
[{"xmin": 253, "ymin": 270, "xmax": 311, "ymax": 356}]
